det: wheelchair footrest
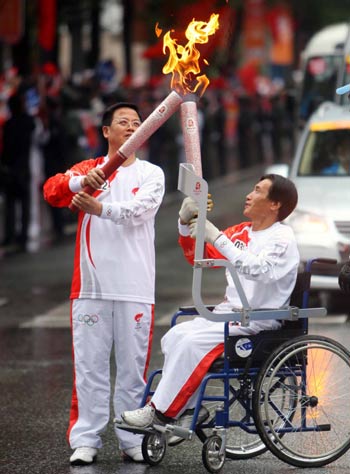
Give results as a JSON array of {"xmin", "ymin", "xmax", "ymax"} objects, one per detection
[
  {"xmin": 316, "ymin": 424, "xmax": 331, "ymax": 432},
  {"xmin": 114, "ymin": 421, "xmax": 156, "ymax": 435},
  {"xmin": 114, "ymin": 421, "xmax": 193, "ymax": 440}
]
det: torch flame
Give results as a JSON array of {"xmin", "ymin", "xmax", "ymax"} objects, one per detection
[
  {"xmin": 162, "ymin": 13, "xmax": 219, "ymax": 97},
  {"xmin": 155, "ymin": 22, "xmax": 162, "ymax": 38}
]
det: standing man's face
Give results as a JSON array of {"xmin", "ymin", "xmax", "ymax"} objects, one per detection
[
  {"xmin": 243, "ymin": 178, "xmax": 276, "ymax": 221},
  {"xmin": 102, "ymin": 107, "xmax": 141, "ymax": 151}
]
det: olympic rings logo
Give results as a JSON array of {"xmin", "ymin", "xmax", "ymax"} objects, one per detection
[{"xmin": 77, "ymin": 313, "xmax": 99, "ymax": 326}]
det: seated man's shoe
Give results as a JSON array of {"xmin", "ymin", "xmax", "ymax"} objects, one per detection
[
  {"xmin": 168, "ymin": 406, "xmax": 210, "ymax": 446},
  {"xmin": 121, "ymin": 403, "xmax": 156, "ymax": 428},
  {"xmin": 70, "ymin": 447, "xmax": 98, "ymax": 465},
  {"xmin": 122, "ymin": 446, "xmax": 144, "ymax": 462}
]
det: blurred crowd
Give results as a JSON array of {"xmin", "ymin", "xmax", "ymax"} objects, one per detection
[{"xmin": 0, "ymin": 59, "xmax": 296, "ymax": 254}]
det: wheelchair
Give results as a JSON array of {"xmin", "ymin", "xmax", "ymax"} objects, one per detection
[
  {"xmin": 116, "ymin": 166, "xmax": 350, "ymax": 472},
  {"xmin": 119, "ymin": 258, "xmax": 350, "ymax": 473}
]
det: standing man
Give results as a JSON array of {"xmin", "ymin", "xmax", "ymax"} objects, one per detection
[
  {"xmin": 43, "ymin": 103, "xmax": 165, "ymax": 464},
  {"xmin": 1, "ymin": 93, "xmax": 35, "ymax": 250},
  {"xmin": 121, "ymin": 174, "xmax": 299, "ymax": 430}
]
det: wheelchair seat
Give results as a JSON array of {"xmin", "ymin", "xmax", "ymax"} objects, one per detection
[
  {"xmin": 209, "ymin": 319, "xmax": 306, "ymax": 371},
  {"xmin": 209, "ymin": 270, "xmax": 310, "ymax": 372}
]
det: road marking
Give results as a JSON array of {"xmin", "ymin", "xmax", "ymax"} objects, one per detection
[
  {"xmin": 20, "ymin": 302, "xmax": 187, "ymax": 328},
  {"xmin": 20, "ymin": 302, "xmax": 71, "ymax": 328},
  {"xmin": 20, "ymin": 302, "xmax": 348, "ymax": 328},
  {"xmin": 0, "ymin": 297, "xmax": 8, "ymax": 307}
]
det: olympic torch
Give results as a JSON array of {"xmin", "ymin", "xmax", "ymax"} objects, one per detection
[
  {"xmin": 180, "ymin": 96, "xmax": 203, "ymax": 176},
  {"xmin": 70, "ymin": 13, "xmax": 219, "ymax": 211},
  {"xmin": 162, "ymin": 13, "xmax": 219, "ymax": 177}
]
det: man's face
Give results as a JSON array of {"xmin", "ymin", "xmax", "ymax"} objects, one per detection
[
  {"xmin": 102, "ymin": 107, "xmax": 141, "ymax": 150},
  {"xmin": 243, "ymin": 178, "xmax": 276, "ymax": 221},
  {"xmin": 338, "ymin": 139, "xmax": 350, "ymax": 170}
]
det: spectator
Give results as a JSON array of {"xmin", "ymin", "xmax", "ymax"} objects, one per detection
[
  {"xmin": 1, "ymin": 93, "xmax": 35, "ymax": 250},
  {"xmin": 40, "ymin": 96, "xmax": 68, "ymax": 241}
]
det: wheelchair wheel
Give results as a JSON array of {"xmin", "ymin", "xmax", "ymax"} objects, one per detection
[
  {"xmin": 253, "ymin": 335, "xmax": 350, "ymax": 468},
  {"xmin": 202, "ymin": 434, "xmax": 226, "ymax": 473},
  {"xmin": 141, "ymin": 432, "xmax": 166, "ymax": 466},
  {"xmin": 197, "ymin": 377, "xmax": 267, "ymax": 459}
]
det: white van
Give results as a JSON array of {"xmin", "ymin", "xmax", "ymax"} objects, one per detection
[
  {"xmin": 269, "ymin": 101, "xmax": 350, "ymax": 302},
  {"xmin": 298, "ymin": 23, "xmax": 350, "ymax": 123}
]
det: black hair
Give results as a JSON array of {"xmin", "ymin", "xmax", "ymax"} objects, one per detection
[
  {"xmin": 259, "ymin": 173, "xmax": 298, "ymax": 221},
  {"xmin": 101, "ymin": 102, "xmax": 142, "ymax": 127},
  {"xmin": 8, "ymin": 93, "xmax": 25, "ymax": 115}
]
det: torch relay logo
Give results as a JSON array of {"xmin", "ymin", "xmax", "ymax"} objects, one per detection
[
  {"xmin": 134, "ymin": 312, "xmax": 144, "ymax": 329},
  {"xmin": 193, "ymin": 181, "xmax": 202, "ymax": 196},
  {"xmin": 186, "ymin": 117, "xmax": 197, "ymax": 134},
  {"xmin": 156, "ymin": 104, "xmax": 167, "ymax": 118}
]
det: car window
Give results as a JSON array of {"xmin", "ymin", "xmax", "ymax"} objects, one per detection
[
  {"xmin": 299, "ymin": 56, "xmax": 342, "ymax": 120},
  {"xmin": 298, "ymin": 129, "xmax": 350, "ymax": 176}
]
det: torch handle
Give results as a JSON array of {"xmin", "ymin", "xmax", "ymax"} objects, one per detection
[{"xmin": 68, "ymin": 150, "xmax": 127, "ymax": 212}]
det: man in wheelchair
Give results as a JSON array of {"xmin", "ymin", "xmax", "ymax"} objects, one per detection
[{"xmin": 121, "ymin": 174, "xmax": 299, "ymax": 434}]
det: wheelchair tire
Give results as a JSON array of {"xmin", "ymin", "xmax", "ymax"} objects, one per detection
[
  {"xmin": 202, "ymin": 435, "xmax": 226, "ymax": 473},
  {"xmin": 253, "ymin": 335, "xmax": 350, "ymax": 468},
  {"xmin": 196, "ymin": 377, "xmax": 267, "ymax": 459},
  {"xmin": 141, "ymin": 432, "xmax": 166, "ymax": 466}
]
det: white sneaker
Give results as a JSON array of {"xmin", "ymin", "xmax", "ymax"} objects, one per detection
[
  {"xmin": 122, "ymin": 446, "xmax": 144, "ymax": 462},
  {"xmin": 121, "ymin": 404, "xmax": 155, "ymax": 428},
  {"xmin": 70, "ymin": 447, "xmax": 98, "ymax": 465},
  {"xmin": 168, "ymin": 406, "xmax": 209, "ymax": 446}
]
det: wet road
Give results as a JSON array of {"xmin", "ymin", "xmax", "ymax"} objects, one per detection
[{"xmin": 1, "ymin": 165, "xmax": 350, "ymax": 474}]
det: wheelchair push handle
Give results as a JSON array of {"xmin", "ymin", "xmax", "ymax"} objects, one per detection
[{"xmin": 307, "ymin": 258, "xmax": 337, "ymax": 271}]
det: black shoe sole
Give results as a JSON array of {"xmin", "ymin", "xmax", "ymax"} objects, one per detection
[{"xmin": 70, "ymin": 456, "xmax": 96, "ymax": 466}]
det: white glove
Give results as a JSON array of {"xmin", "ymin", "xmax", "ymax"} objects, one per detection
[
  {"xmin": 189, "ymin": 218, "xmax": 221, "ymax": 245},
  {"xmin": 179, "ymin": 197, "xmax": 198, "ymax": 224},
  {"xmin": 179, "ymin": 195, "xmax": 214, "ymax": 224}
]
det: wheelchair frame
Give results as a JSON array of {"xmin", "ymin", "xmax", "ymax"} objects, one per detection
[{"xmin": 116, "ymin": 166, "xmax": 350, "ymax": 472}]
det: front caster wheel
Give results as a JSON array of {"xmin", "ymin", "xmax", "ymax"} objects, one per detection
[
  {"xmin": 202, "ymin": 435, "xmax": 226, "ymax": 473},
  {"xmin": 141, "ymin": 432, "xmax": 166, "ymax": 466}
]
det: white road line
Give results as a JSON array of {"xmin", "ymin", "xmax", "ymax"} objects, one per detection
[
  {"xmin": 20, "ymin": 302, "xmax": 348, "ymax": 328},
  {"xmin": 20, "ymin": 302, "xmax": 184, "ymax": 328},
  {"xmin": 20, "ymin": 302, "xmax": 71, "ymax": 328}
]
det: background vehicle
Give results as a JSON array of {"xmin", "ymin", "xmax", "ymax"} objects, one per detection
[
  {"xmin": 268, "ymin": 101, "xmax": 350, "ymax": 308},
  {"xmin": 298, "ymin": 22, "xmax": 350, "ymax": 125}
]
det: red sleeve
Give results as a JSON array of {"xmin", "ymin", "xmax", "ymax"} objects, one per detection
[
  {"xmin": 43, "ymin": 157, "xmax": 102, "ymax": 208},
  {"xmin": 178, "ymin": 222, "xmax": 251, "ymax": 266},
  {"xmin": 178, "ymin": 234, "xmax": 224, "ymax": 266},
  {"xmin": 179, "ymin": 222, "xmax": 251, "ymax": 266}
]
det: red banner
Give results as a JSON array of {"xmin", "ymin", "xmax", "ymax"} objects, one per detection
[
  {"xmin": 241, "ymin": 0, "xmax": 267, "ymax": 65},
  {"xmin": 0, "ymin": 0, "xmax": 23, "ymax": 44},
  {"xmin": 38, "ymin": 0, "xmax": 56, "ymax": 51}
]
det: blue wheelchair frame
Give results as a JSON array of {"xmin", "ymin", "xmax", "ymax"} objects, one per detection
[{"xmin": 140, "ymin": 258, "xmax": 324, "ymax": 440}]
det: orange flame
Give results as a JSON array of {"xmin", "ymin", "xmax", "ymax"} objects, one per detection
[
  {"xmin": 155, "ymin": 22, "xmax": 162, "ymax": 38},
  {"xmin": 162, "ymin": 13, "xmax": 219, "ymax": 97}
]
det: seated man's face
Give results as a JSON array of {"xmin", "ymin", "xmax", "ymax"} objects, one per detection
[{"xmin": 243, "ymin": 179, "xmax": 274, "ymax": 221}]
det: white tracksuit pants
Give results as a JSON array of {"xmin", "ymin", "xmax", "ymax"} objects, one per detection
[
  {"xmin": 151, "ymin": 316, "xmax": 281, "ymax": 418},
  {"xmin": 67, "ymin": 299, "xmax": 154, "ymax": 450}
]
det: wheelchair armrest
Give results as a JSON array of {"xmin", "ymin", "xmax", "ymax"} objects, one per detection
[
  {"xmin": 171, "ymin": 305, "xmax": 216, "ymax": 327},
  {"xmin": 178, "ymin": 305, "xmax": 215, "ymax": 312}
]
